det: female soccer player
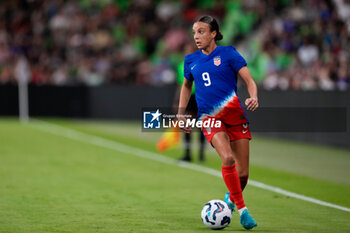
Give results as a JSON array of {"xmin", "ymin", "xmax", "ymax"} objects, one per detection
[{"xmin": 177, "ymin": 16, "xmax": 258, "ymax": 230}]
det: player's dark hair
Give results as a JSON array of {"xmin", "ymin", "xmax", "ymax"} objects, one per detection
[{"xmin": 197, "ymin": 16, "xmax": 223, "ymax": 41}]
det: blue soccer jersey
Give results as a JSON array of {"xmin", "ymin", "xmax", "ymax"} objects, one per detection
[{"xmin": 184, "ymin": 45, "xmax": 248, "ymax": 125}]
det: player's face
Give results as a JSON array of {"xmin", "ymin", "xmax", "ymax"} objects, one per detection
[{"xmin": 192, "ymin": 22, "xmax": 216, "ymax": 50}]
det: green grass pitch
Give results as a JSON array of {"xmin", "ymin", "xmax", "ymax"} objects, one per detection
[{"xmin": 0, "ymin": 118, "xmax": 349, "ymax": 233}]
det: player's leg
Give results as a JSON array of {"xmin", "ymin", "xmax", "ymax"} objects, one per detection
[
  {"xmin": 230, "ymin": 138, "xmax": 250, "ymax": 191},
  {"xmin": 181, "ymin": 100, "xmax": 196, "ymax": 162},
  {"xmin": 229, "ymin": 138, "xmax": 257, "ymax": 229},
  {"xmin": 180, "ymin": 133, "xmax": 192, "ymax": 161},
  {"xmin": 211, "ymin": 132, "xmax": 245, "ymax": 210},
  {"xmin": 199, "ymin": 131, "xmax": 205, "ymax": 162}
]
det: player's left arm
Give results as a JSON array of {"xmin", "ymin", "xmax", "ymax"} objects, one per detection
[{"xmin": 238, "ymin": 66, "xmax": 259, "ymax": 111}]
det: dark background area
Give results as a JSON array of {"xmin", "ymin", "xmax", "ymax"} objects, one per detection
[{"xmin": 1, "ymin": 84, "xmax": 349, "ymax": 148}]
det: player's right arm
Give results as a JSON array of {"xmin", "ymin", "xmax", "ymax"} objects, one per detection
[{"xmin": 177, "ymin": 78, "xmax": 193, "ymax": 133}]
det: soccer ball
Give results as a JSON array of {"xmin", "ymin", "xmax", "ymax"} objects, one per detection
[{"xmin": 201, "ymin": 200, "xmax": 232, "ymax": 230}]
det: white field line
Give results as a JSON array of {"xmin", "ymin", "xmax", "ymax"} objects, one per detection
[{"xmin": 27, "ymin": 120, "xmax": 350, "ymax": 213}]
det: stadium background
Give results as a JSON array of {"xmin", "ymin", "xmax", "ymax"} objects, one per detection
[
  {"xmin": 0, "ymin": 0, "xmax": 349, "ymax": 147},
  {"xmin": 0, "ymin": 0, "xmax": 350, "ymax": 232}
]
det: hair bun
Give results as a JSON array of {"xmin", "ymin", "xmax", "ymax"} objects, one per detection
[{"xmin": 215, "ymin": 31, "xmax": 223, "ymax": 41}]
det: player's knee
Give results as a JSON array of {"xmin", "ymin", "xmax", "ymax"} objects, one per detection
[{"xmin": 221, "ymin": 153, "xmax": 235, "ymax": 166}]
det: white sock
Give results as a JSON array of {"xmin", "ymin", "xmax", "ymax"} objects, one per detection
[{"xmin": 238, "ymin": 207, "xmax": 247, "ymax": 216}]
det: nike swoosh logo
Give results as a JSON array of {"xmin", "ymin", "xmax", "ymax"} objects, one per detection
[
  {"xmin": 242, "ymin": 130, "xmax": 248, "ymax": 134},
  {"xmin": 191, "ymin": 64, "xmax": 197, "ymax": 70}
]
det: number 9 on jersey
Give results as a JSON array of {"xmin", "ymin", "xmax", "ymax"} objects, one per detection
[{"xmin": 202, "ymin": 72, "xmax": 211, "ymax": 86}]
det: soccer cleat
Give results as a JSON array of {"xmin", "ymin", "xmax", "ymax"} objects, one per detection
[
  {"xmin": 179, "ymin": 155, "xmax": 192, "ymax": 162},
  {"xmin": 240, "ymin": 209, "xmax": 257, "ymax": 230},
  {"xmin": 224, "ymin": 192, "xmax": 235, "ymax": 212}
]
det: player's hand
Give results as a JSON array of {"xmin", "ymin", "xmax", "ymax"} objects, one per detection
[
  {"xmin": 245, "ymin": 97, "xmax": 259, "ymax": 111},
  {"xmin": 176, "ymin": 115, "xmax": 192, "ymax": 133}
]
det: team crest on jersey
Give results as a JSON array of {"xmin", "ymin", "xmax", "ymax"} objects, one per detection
[{"xmin": 213, "ymin": 56, "xmax": 221, "ymax": 66}]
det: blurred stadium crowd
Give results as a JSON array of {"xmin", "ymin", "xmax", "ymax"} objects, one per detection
[
  {"xmin": 256, "ymin": 0, "xmax": 350, "ymax": 90},
  {"xmin": 0, "ymin": 0, "xmax": 349, "ymax": 90}
]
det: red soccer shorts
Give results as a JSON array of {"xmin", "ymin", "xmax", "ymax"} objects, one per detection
[{"xmin": 201, "ymin": 116, "xmax": 252, "ymax": 144}]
